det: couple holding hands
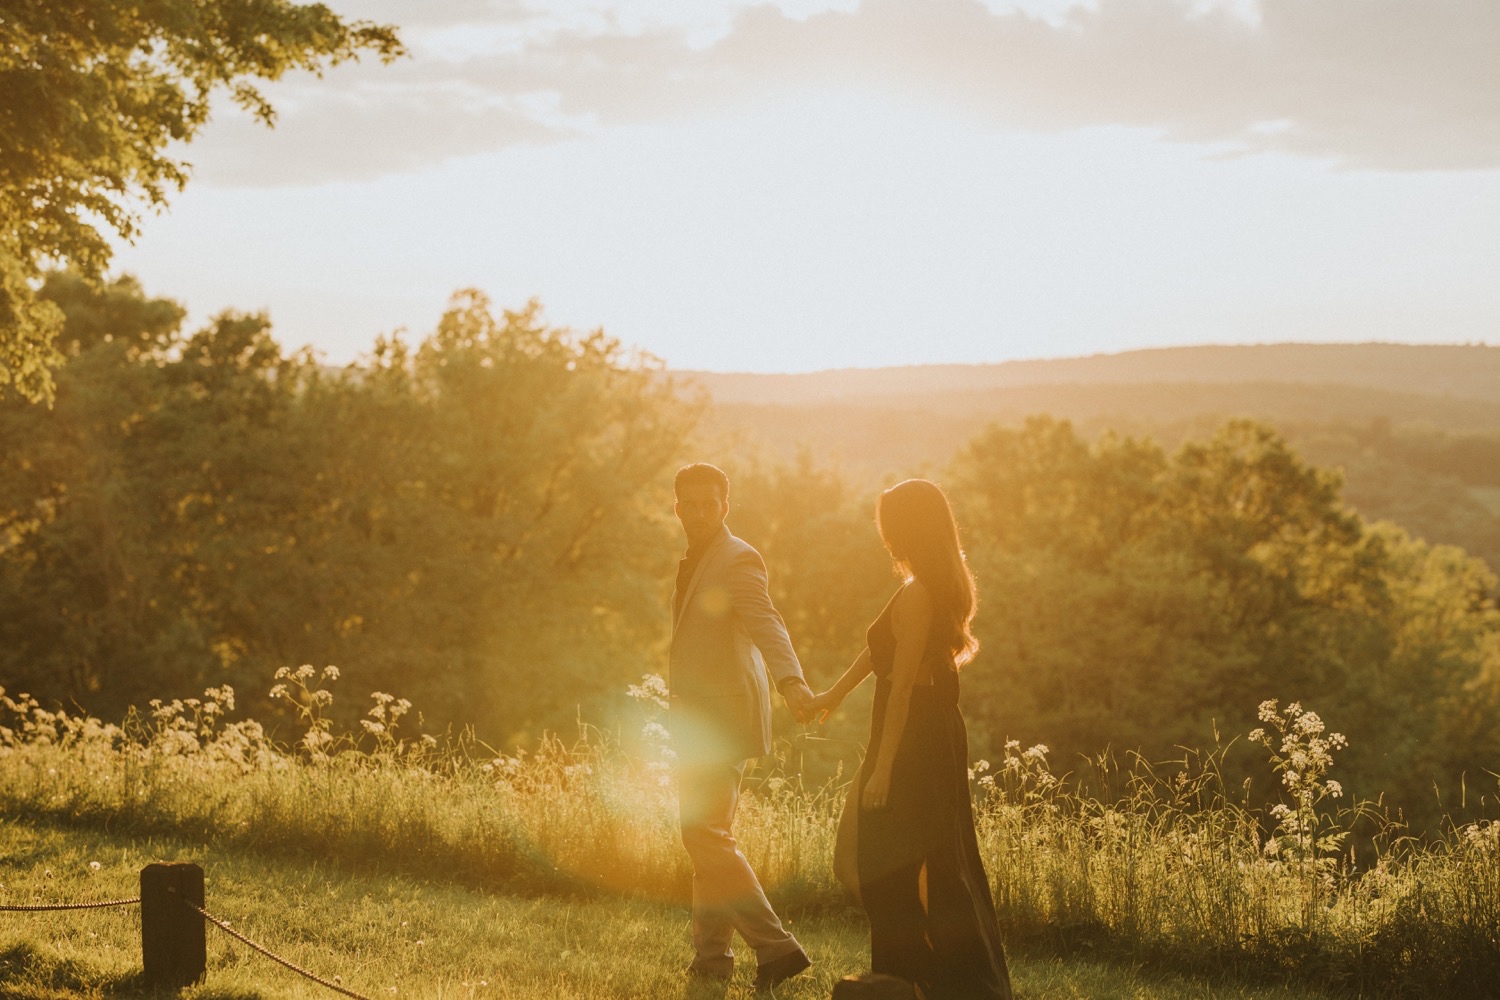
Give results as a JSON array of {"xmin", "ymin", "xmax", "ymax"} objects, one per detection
[{"xmin": 668, "ymin": 463, "xmax": 1013, "ymax": 999}]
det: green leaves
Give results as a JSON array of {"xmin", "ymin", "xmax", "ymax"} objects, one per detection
[
  {"xmin": 948, "ymin": 417, "xmax": 1500, "ymax": 823},
  {"xmin": 0, "ymin": 0, "xmax": 403, "ymax": 401},
  {"xmin": 0, "ymin": 278, "xmax": 698, "ymax": 747},
  {"xmin": 4, "ymin": 273, "xmax": 1497, "ymax": 830}
]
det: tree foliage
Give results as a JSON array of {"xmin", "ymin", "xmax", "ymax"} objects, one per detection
[
  {"xmin": 0, "ymin": 278, "xmax": 697, "ymax": 743},
  {"xmin": 4, "ymin": 280, "xmax": 1499, "ymax": 828},
  {"xmin": 0, "ymin": 0, "xmax": 402, "ymax": 401},
  {"xmin": 948, "ymin": 417, "xmax": 1500, "ymax": 823},
  {"xmin": 1288, "ymin": 420, "xmax": 1500, "ymax": 574}
]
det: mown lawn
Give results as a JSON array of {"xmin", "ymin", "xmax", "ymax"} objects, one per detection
[{"xmin": 1, "ymin": 817, "xmax": 1338, "ymax": 1000}]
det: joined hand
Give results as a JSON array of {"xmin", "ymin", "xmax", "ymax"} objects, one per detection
[
  {"xmin": 781, "ymin": 678, "xmax": 816, "ymax": 724},
  {"xmin": 806, "ymin": 689, "xmax": 842, "ymax": 724}
]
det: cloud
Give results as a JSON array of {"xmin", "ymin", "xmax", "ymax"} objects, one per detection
[
  {"xmin": 181, "ymin": 0, "xmax": 562, "ymax": 186},
  {"xmin": 192, "ymin": 0, "xmax": 1500, "ymax": 184},
  {"xmin": 185, "ymin": 83, "xmax": 568, "ymax": 187},
  {"xmin": 488, "ymin": 0, "xmax": 1500, "ymax": 170},
  {"xmin": 324, "ymin": 0, "xmax": 529, "ymax": 29}
]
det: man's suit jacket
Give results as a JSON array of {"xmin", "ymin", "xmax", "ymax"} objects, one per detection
[{"xmin": 670, "ymin": 525, "xmax": 804, "ymax": 764}]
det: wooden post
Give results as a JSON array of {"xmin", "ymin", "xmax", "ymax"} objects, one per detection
[{"xmin": 140, "ymin": 862, "xmax": 206, "ymax": 988}]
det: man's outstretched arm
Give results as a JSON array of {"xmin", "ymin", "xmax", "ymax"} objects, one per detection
[{"xmin": 726, "ymin": 547, "xmax": 810, "ymax": 719}]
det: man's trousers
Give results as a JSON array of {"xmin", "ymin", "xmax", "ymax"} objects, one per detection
[{"xmin": 677, "ymin": 759, "xmax": 804, "ymax": 976}]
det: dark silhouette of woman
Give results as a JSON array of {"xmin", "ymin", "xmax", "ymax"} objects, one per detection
[{"xmin": 812, "ymin": 479, "xmax": 1013, "ymax": 1000}]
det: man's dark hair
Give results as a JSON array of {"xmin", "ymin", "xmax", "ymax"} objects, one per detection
[{"xmin": 675, "ymin": 462, "xmax": 730, "ymax": 499}]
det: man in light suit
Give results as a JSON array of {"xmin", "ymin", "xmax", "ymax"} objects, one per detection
[{"xmin": 670, "ymin": 462, "xmax": 815, "ymax": 991}]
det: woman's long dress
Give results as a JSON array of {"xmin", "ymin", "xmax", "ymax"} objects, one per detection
[{"xmin": 857, "ymin": 587, "xmax": 1013, "ymax": 1000}]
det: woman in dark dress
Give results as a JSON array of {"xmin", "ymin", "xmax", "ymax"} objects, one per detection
[{"xmin": 812, "ymin": 479, "xmax": 1013, "ymax": 1000}]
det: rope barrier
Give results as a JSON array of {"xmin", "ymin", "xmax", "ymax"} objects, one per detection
[
  {"xmin": 0, "ymin": 897, "xmax": 141, "ymax": 911},
  {"xmin": 6, "ymin": 878, "xmax": 378, "ymax": 998},
  {"xmin": 170, "ymin": 890, "xmax": 376, "ymax": 1000}
]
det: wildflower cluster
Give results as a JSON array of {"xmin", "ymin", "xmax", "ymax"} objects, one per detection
[
  {"xmin": 1249, "ymin": 699, "xmax": 1350, "ymax": 865},
  {"xmin": 1245, "ymin": 698, "xmax": 1359, "ymax": 934},
  {"xmin": 974, "ymin": 740, "xmax": 1059, "ymax": 809},
  {"xmin": 269, "ymin": 664, "xmax": 342, "ymax": 759},
  {"xmin": 1, "ymin": 688, "xmax": 123, "ymax": 751},
  {"xmin": 362, "ymin": 691, "xmax": 438, "ymax": 758},
  {"xmin": 626, "ymin": 673, "xmax": 675, "ymax": 784},
  {"xmin": 3, "ymin": 683, "xmax": 277, "ymax": 773},
  {"xmin": 138, "ymin": 686, "xmax": 277, "ymax": 771},
  {"xmin": 1462, "ymin": 819, "xmax": 1500, "ymax": 855},
  {"xmin": 625, "ymin": 672, "xmax": 669, "ymax": 711}
]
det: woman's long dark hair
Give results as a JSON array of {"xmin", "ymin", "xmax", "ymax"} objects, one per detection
[{"xmin": 876, "ymin": 478, "xmax": 979, "ymax": 667}]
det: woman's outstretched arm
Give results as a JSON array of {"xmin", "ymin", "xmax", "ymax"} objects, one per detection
[
  {"xmin": 810, "ymin": 646, "xmax": 874, "ymax": 723},
  {"xmin": 862, "ymin": 581, "xmax": 932, "ymax": 810}
]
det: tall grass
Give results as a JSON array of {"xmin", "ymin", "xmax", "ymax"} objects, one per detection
[{"xmin": 3, "ymin": 672, "xmax": 1498, "ymax": 997}]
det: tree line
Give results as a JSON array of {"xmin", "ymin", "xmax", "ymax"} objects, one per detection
[
  {"xmin": 1, "ymin": 275, "xmax": 697, "ymax": 745},
  {"xmin": 3, "ymin": 275, "xmax": 1498, "ymax": 832}
]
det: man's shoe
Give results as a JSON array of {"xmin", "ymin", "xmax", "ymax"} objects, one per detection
[{"xmin": 754, "ymin": 949, "xmax": 811, "ymax": 992}]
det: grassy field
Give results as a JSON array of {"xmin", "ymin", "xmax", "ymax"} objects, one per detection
[
  {"xmin": 3, "ymin": 673, "xmax": 1498, "ymax": 999},
  {"xmin": 1, "ymin": 819, "xmax": 1339, "ymax": 1000}
]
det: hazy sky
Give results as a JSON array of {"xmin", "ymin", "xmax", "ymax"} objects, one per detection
[{"xmin": 110, "ymin": 0, "xmax": 1500, "ymax": 372}]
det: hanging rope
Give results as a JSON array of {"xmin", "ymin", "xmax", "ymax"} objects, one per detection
[
  {"xmin": 170, "ymin": 890, "xmax": 376, "ymax": 1000},
  {"xmin": 0, "ymin": 897, "xmax": 141, "ymax": 911}
]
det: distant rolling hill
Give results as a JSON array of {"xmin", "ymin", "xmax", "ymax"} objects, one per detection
[
  {"xmin": 682, "ymin": 342, "xmax": 1500, "ymax": 407},
  {"xmin": 673, "ymin": 342, "xmax": 1500, "ymax": 572}
]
